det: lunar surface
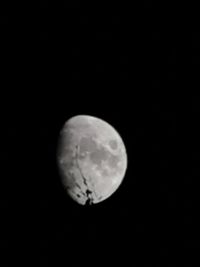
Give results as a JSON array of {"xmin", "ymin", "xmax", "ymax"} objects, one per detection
[{"xmin": 57, "ymin": 115, "xmax": 127, "ymax": 205}]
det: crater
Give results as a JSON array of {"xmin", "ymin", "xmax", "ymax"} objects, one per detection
[{"xmin": 108, "ymin": 139, "xmax": 118, "ymax": 150}]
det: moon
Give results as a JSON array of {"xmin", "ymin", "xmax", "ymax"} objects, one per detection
[{"xmin": 57, "ymin": 115, "xmax": 127, "ymax": 205}]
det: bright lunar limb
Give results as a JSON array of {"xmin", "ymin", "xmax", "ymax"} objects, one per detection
[{"xmin": 57, "ymin": 115, "xmax": 128, "ymax": 205}]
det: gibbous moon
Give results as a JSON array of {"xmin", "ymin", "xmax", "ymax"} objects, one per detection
[{"xmin": 57, "ymin": 115, "xmax": 127, "ymax": 205}]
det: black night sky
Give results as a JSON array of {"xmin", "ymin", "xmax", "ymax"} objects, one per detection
[{"xmin": 1, "ymin": 2, "xmax": 200, "ymax": 267}]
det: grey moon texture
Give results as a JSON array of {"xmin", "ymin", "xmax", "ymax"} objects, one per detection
[{"xmin": 57, "ymin": 115, "xmax": 128, "ymax": 205}]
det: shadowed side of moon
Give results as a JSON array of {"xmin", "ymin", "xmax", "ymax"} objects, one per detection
[{"xmin": 57, "ymin": 115, "xmax": 127, "ymax": 205}]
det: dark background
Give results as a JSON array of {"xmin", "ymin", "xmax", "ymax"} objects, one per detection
[{"xmin": 1, "ymin": 3, "xmax": 200, "ymax": 266}]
